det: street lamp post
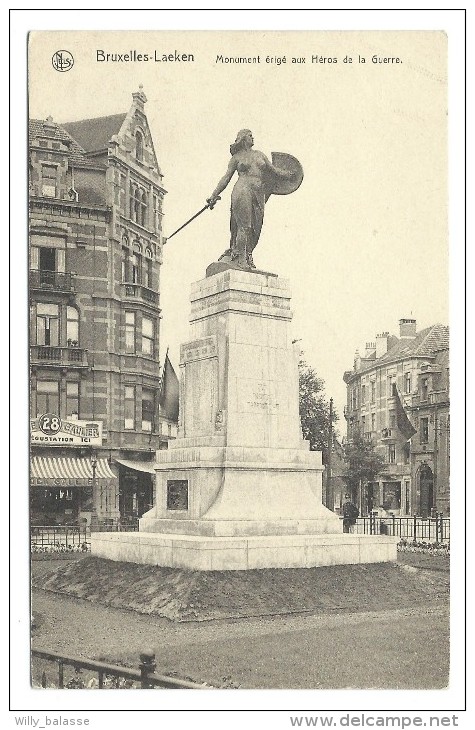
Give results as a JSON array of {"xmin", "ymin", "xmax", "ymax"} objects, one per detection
[{"xmin": 90, "ymin": 454, "xmax": 98, "ymax": 528}]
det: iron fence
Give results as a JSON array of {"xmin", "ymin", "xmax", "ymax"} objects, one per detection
[
  {"xmin": 31, "ymin": 519, "xmax": 140, "ymax": 551},
  {"xmin": 345, "ymin": 514, "xmax": 450, "ymax": 543},
  {"xmin": 31, "ymin": 649, "xmax": 206, "ymax": 689},
  {"xmin": 31, "ymin": 525, "xmax": 90, "ymax": 550}
]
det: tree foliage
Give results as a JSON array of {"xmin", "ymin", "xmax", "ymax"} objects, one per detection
[
  {"xmin": 298, "ymin": 358, "xmax": 338, "ymax": 461},
  {"xmin": 342, "ymin": 426, "xmax": 387, "ymax": 501}
]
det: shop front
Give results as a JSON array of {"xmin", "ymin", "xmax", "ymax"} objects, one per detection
[
  {"xmin": 30, "ymin": 455, "xmax": 118, "ymax": 525},
  {"xmin": 115, "ymin": 458, "xmax": 156, "ymax": 521}
]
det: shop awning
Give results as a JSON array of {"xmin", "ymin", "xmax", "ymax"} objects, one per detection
[
  {"xmin": 114, "ymin": 458, "xmax": 156, "ymax": 475},
  {"xmin": 31, "ymin": 456, "xmax": 116, "ymax": 483}
]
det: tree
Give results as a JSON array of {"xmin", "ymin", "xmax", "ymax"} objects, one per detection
[
  {"xmin": 342, "ymin": 426, "xmax": 387, "ymax": 511},
  {"xmin": 298, "ymin": 358, "xmax": 338, "ymax": 462}
]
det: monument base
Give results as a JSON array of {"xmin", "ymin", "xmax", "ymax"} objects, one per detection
[{"xmin": 91, "ymin": 531, "xmax": 398, "ymax": 571}]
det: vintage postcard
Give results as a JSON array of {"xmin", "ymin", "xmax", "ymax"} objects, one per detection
[{"xmin": 10, "ymin": 9, "xmax": 467, "ymax": 724}]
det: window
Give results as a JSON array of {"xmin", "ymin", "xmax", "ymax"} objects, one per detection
[
  {"xmin": 36, "ymin": 303, "xmax": 59, "ymax": 346},
  {"xmin": 131, "ymin": 252, "xmax": 141, "ymax": 284},
  {"xmin": 37, "ymin": 247, "xmax": 56, "ymax": 285},
  {"xmin": 142, "ymin": 388, "xmax": 155, "ymax": 432},
  {"xmin": 142, "ymin": 316, "xmax": 154, "ymax": 356},
  {"xmin": 124, "ymin": 386, "xmax": 135, "ymax": 429},
  {"xmin": 66, "ymin": 382, "xmax": 79, "ymax": 418},
  {"xmin": 361, "ymin": 385, "xmax": 366, "ymax": 404},
  {"xmin": 370, "ymin": 381, "xmax": 376, "ymax": 403},
  {"xmin": 130, "ymin": 184, "xmax": 135, "ymax": 220},
  {"xmin": 361, "ymin": 415, "xmax": 366, "ymax": 432},
  {"xmin": 383, "ymin": 482, "xmax": 401, "ymax": 510},
  {"xmin": 388, "ymin": 378, "xmax": 396, "ymax": 397},
  {"xmin": 66, "ymin": 307, "xmax": 79, "ymax": 344},
  {"xmin": 371, "ymin": 413, "xmax": 376, "ymax": 432},
  {"xmin": 420, "ymin": 417, "xmax": 429, "ymax": 443},
  {"xmin": 403, "ymin": 442, "xmax": 410, "ymax": 464},
  {"xmin": 153, "ymin": 194, "xmax": 160, "ymax": 232},
  {"xmin": 389, "ymin": 409, "xmax": 396, "ymax": 429},
  {"xmin": 121, "ymin": 247, "xmax": 129, "ymax": 281},
  {"xmin": 140, "ymin": 191, "xmax": 147, "ymax": 227},
  {"xmin": 130, "ymin": 185, "xmax": 147, "ymax": 225},
  {"xmin": 41, "ymin": 164, "xmax": 57, "ymax": 197},
  {"xmin": 125, "ymin": 311, "xmax": 136, "ymax": 353},
  {"xmin": 388, "ymin": 444, "xmax": 396, "ymax": 464},
  {"xmin": 135, "ymin": 130, "xmax": 144, "ymax": 161},
  {"xmin": 404, "ymin": 372, "xmax": 412, "ymax": 394},
  {"xmin": 421, "ymin": 378, "xmax": 429, "ymax": 401},
  {"xmin": 36, "ymin": 380, "xmax": 59, "ymax": 416},
  {"xmin": 145, "ymin": 247, "xmax": 153, "ymax": 289}
]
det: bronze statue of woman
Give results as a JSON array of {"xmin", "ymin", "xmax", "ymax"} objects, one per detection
[{"xmin": 207, "ymin": 129, "xmax": 303, "ymax": 269}]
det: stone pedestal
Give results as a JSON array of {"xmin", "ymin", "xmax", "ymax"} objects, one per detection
[{"xmin": 92, "ymin": 268, "xmax": 397, "ymax": 569}]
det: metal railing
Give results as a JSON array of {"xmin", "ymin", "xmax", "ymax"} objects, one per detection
[
  {"xmin": 32, "ymin": 649, "xmax": 206, "ymax": 689},
  {"xmin": 122, "ymin": 282, "xmax": 159, "ymax": 304},
  {"xmin": 31, "ymin": 520, "xmax": 140, "ymax": 550},
  {"xmin": 31, "ymin": 525, "xmax": 90, "ymax": 550},
  {"xmin": 347, "ymin": 514, "xmax": 450, "ymax": 543},
  {"xmin": 30, "ymin": 345, "xmax": 89, "ymax": 367},
  {"xmin": 29, "ymin": 270, "xmax": 75, "ymax": 292}
]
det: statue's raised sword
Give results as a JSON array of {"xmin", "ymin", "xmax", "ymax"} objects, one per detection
[{"xmin": 163, "ymin": 196, "xmax": 221, "ymax": 243}]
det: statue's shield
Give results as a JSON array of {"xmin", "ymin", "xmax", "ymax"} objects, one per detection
[{"xmin": 265, "ymin": 152, "xmax": 304, "ymax": 199}]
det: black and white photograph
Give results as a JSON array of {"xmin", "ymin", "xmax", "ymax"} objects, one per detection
[{"xmin": 9, "ymin": 7, "xmax": 467, "ymax": 727}]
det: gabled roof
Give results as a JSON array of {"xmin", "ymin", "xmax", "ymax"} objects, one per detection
[
  {"xmin": 29, "ymin": 119, "xmax": 87, "ymax": 164},
  {"xmin": 376, "ymin": 324, "xmax": 449, "ymax": 366},
  {"xmin": 62, "ymin": 113, "xmax": 127, "ymax": 153}
]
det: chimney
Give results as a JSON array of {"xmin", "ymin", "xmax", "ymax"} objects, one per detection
[
  {"xmin": 132, "ymin": 84, "xmax": 147, "ymax": 111},
  {"xmin": 375, "ymin": 332, "xmax": 389, "ymax": 358},
  {"xmin": 365, "ymin": 342, "xmax": 376, "ymax": 359},
  {"xmin": 354, "ymin": 350, "xmax": 361, "ymax": 371},
  {"xmin": 399, "ymin": 318, "xmax": 417, "ymax": 339}
]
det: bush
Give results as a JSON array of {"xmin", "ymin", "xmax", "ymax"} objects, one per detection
[
  {"xmin": 31, "ymin": 542, "xmax": 90, "ymax": 554},
  {"xmin": 397, "ymin": 538, "xmax": 450, "ymax": 556}
]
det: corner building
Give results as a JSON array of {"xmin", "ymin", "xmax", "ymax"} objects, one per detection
[
  {"xmin": 343, "ymin": 319, "xmax": 450, "ymax": 518},
  {"xmin": 29, "ymin": 88, "xmax": 166, "ymax": 526}
]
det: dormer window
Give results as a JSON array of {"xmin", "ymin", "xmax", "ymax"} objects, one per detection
[
  {"xmin": 41, "ymin": 164, "xmax": 57, "ymax": 197},
  {"xmin": 135, "ymin": 130, "xmax": 144, "ymax": 161}
]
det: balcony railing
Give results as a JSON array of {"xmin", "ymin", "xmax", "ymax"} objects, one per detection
[
  {"xmin": 29, "ymin": 270, "xmax": 74, "ymax": 292},
  {"xmin": 122, "ymin": 282, "xmax": 159, "ymax": 305},
  {"xmin": 31, "ymin": 345, "xmax": 89, "ymax": 368},
  {"xmin": 429, "ymin": 391, "xmax": 449, "ymax": 405},
  {"xmin": 381, "ymin": 428, "xmax": 396, "ymax": 440}
]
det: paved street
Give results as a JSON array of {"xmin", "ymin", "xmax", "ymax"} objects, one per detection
[{"xmin": 32, "ymin": 579, "xmax": 449, "ymax": 689}]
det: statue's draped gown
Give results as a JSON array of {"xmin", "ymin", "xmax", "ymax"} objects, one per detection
[{"xmin": 230, "ymin": 157, "xmax": 267, "ymax": 256}]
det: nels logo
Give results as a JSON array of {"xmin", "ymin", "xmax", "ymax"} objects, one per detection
[{"xmin": 52, "ymin": 50, "xmax": 74, "ymax": 72}]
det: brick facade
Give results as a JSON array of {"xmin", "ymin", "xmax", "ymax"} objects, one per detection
[
  {"xmin": 29, "ymin": 89, "xmax": 168, "ymax": 525},
  {"xmin": 343, "ymin": 320, "xmax": 450, "ymax": 517}
]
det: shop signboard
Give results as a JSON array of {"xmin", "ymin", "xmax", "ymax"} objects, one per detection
[{"xmin": 30, "ymin": 414, "xmax": 103, "ymax": 446}]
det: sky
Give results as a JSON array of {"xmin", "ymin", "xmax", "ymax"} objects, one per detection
[{"xmin": 27, "ymin": 29, "xmax": 450, "ymax": 431}]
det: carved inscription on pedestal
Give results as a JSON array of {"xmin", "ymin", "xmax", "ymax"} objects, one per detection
[
  {"xmin": 180, "ymin": 336, "xmax": 218, "ymax": 437},
  {"xmin": 241, "ymin": 380, "xmax": 280, "ymax": 413},
  {"xmin": 181, "ymin": 336, "xmax": 217, "ymax": 363}
]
